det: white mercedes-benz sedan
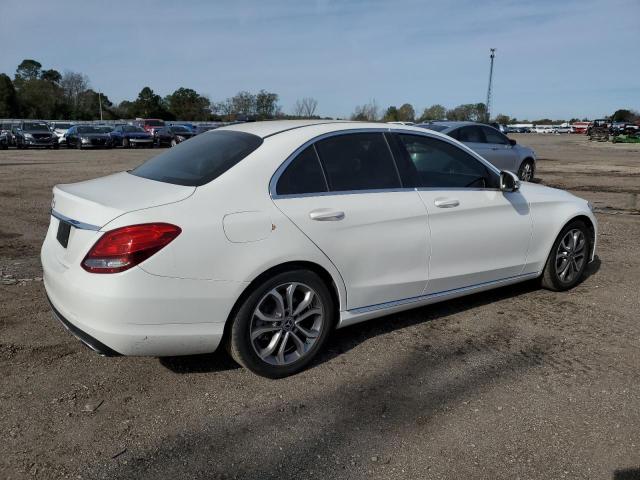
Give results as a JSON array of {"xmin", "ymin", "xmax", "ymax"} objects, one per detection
[{"xmin": 41, "ymin": 120, "xmax": 597, "ymax": 378}]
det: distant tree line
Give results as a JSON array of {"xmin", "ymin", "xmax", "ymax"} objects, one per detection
[
  {"xmin": 1, "ymin": 59, "xmax": 636, "ymax": 124},
  {"xmin": 353, "ymin": 100, "xmax": 639, "ymax": 125},
  {"xmin": 0, "ymin": 59, "xmax": 305, "ymax": 122}
]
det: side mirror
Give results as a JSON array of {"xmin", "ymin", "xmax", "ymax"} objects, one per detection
[
  {"xmin": 509, "ymin": 138, "xmax": 517, "ymax": 146},
  {"xmin": 500, "ymin": 170, "xmax": 520, "ymax": 192}
]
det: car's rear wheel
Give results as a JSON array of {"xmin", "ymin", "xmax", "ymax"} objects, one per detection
[
  {"xmin": 228, "ymin": 270, "xmax": 334, "ymax": 378},
  {"xmin": 541, "ymin": 220, "xmax": 591, "ymax": 291},
  {"xmin": 518, "ymin": 159, "xmax": 535, "ymax": 181}
]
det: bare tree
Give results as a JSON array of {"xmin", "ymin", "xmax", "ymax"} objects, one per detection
[
  {"xmin": 293, "ymin": 97, "xmax": 318, "ymax": 118},
  {"xmin": 60, "ymin": 71, "xmax": 90, "ymax": 116},
  {"xmin": 351, "ymin": 99, "xmax": 379, "ymax": 121}
]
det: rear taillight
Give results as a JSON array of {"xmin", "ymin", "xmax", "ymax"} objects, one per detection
[{"xmin": 82, "ymin": 223, "xmax": 181, "ymax": 274}]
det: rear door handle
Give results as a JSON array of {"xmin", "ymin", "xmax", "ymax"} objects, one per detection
[
  {"xmin": 309, "ymin": 209, "xmax": 345, "ymax": 221},
  {"xmin": 434, "ymin": 198, "xmax": 460, "ymax": 208}
]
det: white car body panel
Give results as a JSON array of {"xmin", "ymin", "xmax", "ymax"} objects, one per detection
[{"xmin": 41, "ymin": 120, "xmax": 597, "ymax": 357}]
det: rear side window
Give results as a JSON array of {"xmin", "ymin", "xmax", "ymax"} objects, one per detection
[
  {"xmin": 314, "ymin": 133, "xmax": 401, "ymax": 191},
  {"xmin": 481, "ymin": 126, "xmax": 509, "ymax": 145},
  {"xmin": 398, "ymin": 134, "xmax": 496, "ymax": 188},
  {"xmin": 276, "ymin": 146, "xmax": 328, "ymax": 195},
  {"xmin": 457, "ymin": 126, "xmax": 486, "ymax": 143},
  {"xmin": 131, "ymin": 130, "xmax": 263, "ymax": 186}
]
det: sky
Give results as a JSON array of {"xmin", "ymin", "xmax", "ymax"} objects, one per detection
[{"xmin": 1, "ymin": 0, "xmax": 638, "ymax": 120}]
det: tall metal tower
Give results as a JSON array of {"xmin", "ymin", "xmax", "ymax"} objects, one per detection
[{"xmin": 485, "ymin": 48, "xmax": 496, "ymax": 123}]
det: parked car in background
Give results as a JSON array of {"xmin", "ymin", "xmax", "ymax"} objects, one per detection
[
  {"xmin": 0, "ymin": 131, "xmax": 8, "ymax": 149},
  {"xmin": 41, "ymin": 120, "xmax": 597, "ymax": 378},
  {"xmin": 134, "ymin": 118, "xmax": 165, "ymax": 135},
  {"xmin": 554, "ymin": 125, "xmax": 572, "ymax": 134},
  {"xmin": 415, "ymin": 121, "xmax": 537, "ymax": 181},
  {"xmin": 51, "ymin": 122, "xmax": 74, "ymax": 145},
  {"xmin": 533, "ymin": 125, "xmax": 554, "ymax": 134},
  {"xmin": 110, "ymin": 125, "xmax": 154, "ymax": 148},
  {"xmin": 65, "ymin": 125, "xmax": 114, "ymax": 149},
  {"xmin": 193, "ymin": 124, "xmax": 218, "ymax": 135},
  {"xmin": 15, "ymin": 121, "xmax": 58, "ymax": 149},
  {"xmin": 0, "ymin": 122, "xmax": 15, "ymax": 147},
  {"xmin": 154, "ymin": 125, "xmax": 197, "ymax": 147}
]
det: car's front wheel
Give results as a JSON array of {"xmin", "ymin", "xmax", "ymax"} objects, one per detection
[
  {"xmin": 518, "ymin": 159, "xmax": 535, "ymax": 181},
  {"xmin": 541, "ymin": 220, "xmax": 591, "ymax": 291},
  {"xmin": 228, "ymin": 270, "xmax": 335, "ymax": 378}
]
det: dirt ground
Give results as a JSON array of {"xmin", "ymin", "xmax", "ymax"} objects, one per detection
[{"xmin": 1, "ymin": 134, "xmax": 639, "ymax": 480}]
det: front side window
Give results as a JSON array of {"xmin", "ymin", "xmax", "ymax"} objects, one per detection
[
  {"xmin": 276, "ymin": 146, "xmax": 328, "ymax": 195},
  {"xmin": 457, "ymin": 126, "xmax": 486, "ymax": 143},
  {"xmin": 131, "ymin": 130, "xmax": 263, "ymax": 186},
  {"xmin": 398, "ymin": 134, "xmax": 496, "ymax": 188},
  {"xmin": 314, "ymin": 133, "xmax": 401, "ymax": 191},
  {"xmin": 481, "ymin": 126, "xmax": 509, "ymax": 145}
]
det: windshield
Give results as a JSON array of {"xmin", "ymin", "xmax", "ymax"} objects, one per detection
[
  {"xmin": 23, "ymin": 122, "xmax": 50, "ymax": 131},
  {"xmin": 77, "ymin": 126, "xmax": 103, "ymax": 134},
  {"xmin": 97, "ymin": 126, "xmax": 113, "ymax": 133},
  {"xmin": 131, "ymin": 130, "xmax": 263, "ymax": 187},
  {"xmin": 123, "ymin": 126, "xmax": 145, "ymax": 133},
  {"xmin": 53, "ymin": 123, "xmax": 72, "ymax": 129},
  {"xmin": 145, "ymin": 120, "xmax": 164, "ymax": 127},
  {"xmin": 420, "ymin": 124, "xmax": 449, "ymax": 132},
  {"xmin": 171, "ymin": 126, "xmax": 189, "ymax": 133}
]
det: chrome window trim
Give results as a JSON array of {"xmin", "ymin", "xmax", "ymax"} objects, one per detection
[
  {"xmin": 269, "ymin": 127, "xmax": 501, "ymax": 200},
  {"xmin": 51, "ymin": 209, "xmax": 101, "ymax": 231}
]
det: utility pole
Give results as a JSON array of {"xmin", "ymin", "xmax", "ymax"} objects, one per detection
[
  {"xmin": 98, "ymin": 92, "xmax": 103, "ymax": 121},
  {"xmin": 485, "ymin": 48, "xmax": 495, "ymax": 123}
]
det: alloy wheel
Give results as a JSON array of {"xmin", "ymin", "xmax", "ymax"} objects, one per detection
[
  {"xmin": 250, "ymin": 282, "xmax": 324, "ymax": 366},
  {"xmin": 555, "ymin": 228, "xmax": 586, "ymax": 283},
  {"xmin": 521, "ymin": 162, "xmax": 533, "ymax": 181}
]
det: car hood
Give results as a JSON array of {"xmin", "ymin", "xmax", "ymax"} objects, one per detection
[{"xmin": 121, "ymin": 132, "xmax": 151, "ymax": 138}]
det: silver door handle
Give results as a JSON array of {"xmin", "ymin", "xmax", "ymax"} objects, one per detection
[
  {"xmin": 434, "ymin": 198, "xmax": 460, "ymax": 208},
  {"xmin": 309, "ymin": 209, "xmax": 345, "ymax": 221}
]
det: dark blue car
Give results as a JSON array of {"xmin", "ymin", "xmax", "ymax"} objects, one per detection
[{"xmin": 110, "ymin": 125, "xmax": 154, "ymax": 148}]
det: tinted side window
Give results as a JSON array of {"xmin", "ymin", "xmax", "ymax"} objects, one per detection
[
  {"xmin": 458, "ymin": 126, "xmax": 486, "ymax": 143},
  {"xmin": 276, "ymin": 146, "xmax": 328, "ymax": 195},
  {"xmin": 398, "ymin": 134, "xmax": 496, "ymax": 188},
  {"xmin": 447, "ymin": 128, "xmax": 460, "ymax": 140},
  {"xmin": 482, "ymin": 126, "xmax": 509, "ymax": 145},
  {"xmin": 315, "ymin": 133, "xmax": 401, "ymax": 191}
]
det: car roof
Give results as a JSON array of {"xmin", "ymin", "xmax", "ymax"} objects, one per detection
[
  {"xmin": 217, "ymin": 119, "xmax": 452, "ymax": 139},
  {"xmin": 417, "ymin": 120, "xmax": 480, "ymax": 129}
]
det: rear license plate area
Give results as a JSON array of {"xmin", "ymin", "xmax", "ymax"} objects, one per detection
[{"xmin": 56, "ymin": 220, "xmax": 72, "ymax": 248}]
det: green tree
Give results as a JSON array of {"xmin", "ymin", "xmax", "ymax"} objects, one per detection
[
  {"xmin": 494, "ymin": 113, "xmax": 511, "ymax": 125},
  {"xmin": 611, "ymin": 109, "xmax": 638, "ymax": 122},
  {"xmin": 255, "ymin": 90, "xmax": 280, "ymax": 119},
  {"xmin": 131, "ymin": 86, "xmax": 173, "ymax": 119},
  {"xmin": 382, "ymin": 106, "xmax": 399, "ymax": 122},
  {"xmin": 165, "ymin": 87, "xmax": 210, "ymax": 120},
  {"xmin": 397, "ymin": 103, "xmax": 415, "ymax": 122},
  {"xmin": 0, "ymin": 73, "xmax": 19, "ymax": 117},
  {"xmin": 41, "ymin": 69, "xmax": 62, "ymax": 84},
  {"xmin": 419, "ymin": 104, "xmax": 446, "ymax": 122},
  {"xmin": 351, "ymin": 100, "xmax": 379, "ymax": 121},
  {"xmin": 15, "ymin": 59, "xmax": 42, "ymax": 82}
]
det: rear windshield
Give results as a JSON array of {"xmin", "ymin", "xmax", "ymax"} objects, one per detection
[
  {"xmin": 131, "ymin": 130, "xmax": 263, "ymax": 186},
  {"xmin": 145, "ymin": 120, "xmax": 164, "ymax": 126}
]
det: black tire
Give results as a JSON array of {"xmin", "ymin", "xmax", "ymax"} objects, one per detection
[
  {"xmin": 123, "ymin": 138, "xmax": 130, "ymax": 148},
  {"xmin": 76, "ymin": 141, "xmax": 82, "ymax": 150},
  {"xmin": 228, "ymin": 269, "xmax": 335, "ymax": 378},
  {"xmin": 541, "ymin": 220, "xmax": 591, "ymax": 291},
  {"xmin": 170, "ymin": 138, "xmax": 177, "ymax": 147},
  {"xmin": 518, "ymin": 159, "xmax": 535, "ymax": 182},
  {"xmin": 53, "ymin": 143, "xmax": 59, "ymax": 150}
]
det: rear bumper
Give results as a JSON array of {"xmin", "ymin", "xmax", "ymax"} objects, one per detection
[
  {"xmin": 41, "ymin": 224, "xmax": 246, "ymax": 356},
  {"xmin": 48, "ymin": 296, "xmax": 121, "ymax": 356}
]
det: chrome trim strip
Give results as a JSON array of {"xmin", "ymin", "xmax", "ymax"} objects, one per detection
[
  {"xmin": 51, "ymin": 209, "xmax": 101, "ymax": 231},
  {"xmin": 348, "ymin": 272, "xmax": 538, "ymax": 314}
]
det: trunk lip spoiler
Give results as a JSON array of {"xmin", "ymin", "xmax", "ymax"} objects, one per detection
[{"xmin": 51, "ymin": 209, "xmax": 101, "ymax": 231}]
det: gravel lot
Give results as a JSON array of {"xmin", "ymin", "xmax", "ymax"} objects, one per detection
[{"xmin": 1, "ymin": 134, "xmax": 639, "ymax": 480}]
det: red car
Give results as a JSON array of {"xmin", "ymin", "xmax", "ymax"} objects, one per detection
[{"xmin": 134, "ymin": 118, "xmax": 165, "ymax": 134}]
